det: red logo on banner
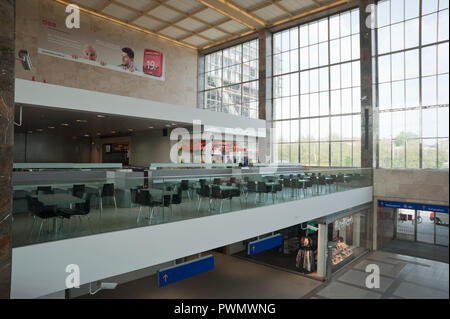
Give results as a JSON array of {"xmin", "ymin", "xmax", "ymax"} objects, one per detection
[{"xmin": 143, "ymin": 49, "xmax": 163, "ymax": 77}]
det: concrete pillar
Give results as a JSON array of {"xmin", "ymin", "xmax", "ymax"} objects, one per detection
[
  {"xmin": 352, "ymin": 213, "xmax": 361, "ymax": 247},
  {"xmin": 359, "ymin": 0, "xmax": 375, "ymax": 168},
  {"xmin": 0, "ymin": 0, "xmax": 15, "ymax": 299},
  {"xmin": 317, "ymin": 223, "xmax": 327, "ymax": 278},
  {"xmin": 258, "ymin": 29, "xmax": 273, "ymax": 163}
]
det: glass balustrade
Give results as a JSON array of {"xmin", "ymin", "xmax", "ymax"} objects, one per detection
[{"xmin": 12, "ymin": 168, "xmax": 372, "ymax": 247}]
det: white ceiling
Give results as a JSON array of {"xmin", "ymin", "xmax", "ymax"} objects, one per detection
[{"xmin": 67, "ymin": 0, "xmax": 347, "ymax": 50}]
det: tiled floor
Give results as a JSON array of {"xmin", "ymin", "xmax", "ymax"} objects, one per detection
[
  {"xmin": 12, "ymin": 185, "xmax": 355, "ymax": 247},
  {"xmin": 79, "ymin": 250, "xmax": 448, "ymax": 299},
  {"xmin": 305, "ymin": 250, "xmax": 449, "ymax": 299}
]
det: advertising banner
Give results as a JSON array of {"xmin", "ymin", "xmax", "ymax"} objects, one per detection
[{"xmin": 38, "ymin": 10, "xmax": 165, "ymax": 80}]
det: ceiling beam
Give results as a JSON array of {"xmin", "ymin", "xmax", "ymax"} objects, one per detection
[
  {"xmin": 55, "ymin": 0, "xmax": 198, "ymax": 50},
  {"xmin": 197, "ymin": 0, "xmax": 261, "ymax": 30}
]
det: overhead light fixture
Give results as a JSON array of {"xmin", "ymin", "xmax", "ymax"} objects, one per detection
[
  {"xmin": 89, "ymin": 282, "xmax": 118, "ymax": 295},
  {"xmin": 27, "ymin": 131, "xmax": 33, "ymax": 134},
  {"xmin": 36, "ymin": 129, "xmax": 43, "ymax": 132},
  {"xmin": 97, "ymin": 115, "xmax": 106, "ymax": 118},
  {"xmin": 61, "ymin": 123, "xmax": 69, "ymax": 126},
  {"xmin": 97, "ymin": 133, "xmax": 102, "ymax": 136},
  {"xmin": 84, "ymin": 134, "xmax": 90, "ymax": 137},
  {"xmin": 111, "ymin": 130, "xmax": 117, "ymax": 134},
  {"xmin": 48, "ymin": 126, "xmax": 55, "ymax": 129},
  {"xmin": 148, "ymin": 126, "xmax": 154, "ymax": 129},
  {"xmin": 76, "ymin": 119, "xmax": 87, "ymax": 123}
]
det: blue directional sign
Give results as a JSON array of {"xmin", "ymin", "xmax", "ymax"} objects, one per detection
[
  {"xmin": 378, "ymin": 200, "xmax": 449, "ymax": 214},
  {"xmin": 248, "ymin": 234, "xmax": 282, "ymax": 256},
  {"xmin": 157, "ymin": 255, "xmax": 214, "ymax": 288}
]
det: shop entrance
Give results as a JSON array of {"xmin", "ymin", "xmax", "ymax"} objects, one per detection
[{"xmin": 396, "ymin": 209, "xmax": 449, "ymax": 247}]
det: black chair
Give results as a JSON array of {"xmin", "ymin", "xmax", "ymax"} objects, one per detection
[
  {"xmin": 246, "ymin": 181, "xmax": 257, "ymax": 204},
  {"xmin": 37, "ymin": 186, "xmax": 53, "ymax": 195},
  {"xmin": 213, "ymin": 178, "xmax": 221, "ymax": 185},
  {"xmin": 136, "ymin": 190, "xmax": 161, "ymax": 224},
  {"xmin": 72, "ymin": 184, "xmax": 85, "ymax": 199},
  {"xmin": 27, "ymin": 196, "xmax": 58, "ymax": 240},
  {"xmin": 271, "ymin": 182, "xmax": 283, "ymax": 202},
  {"xmin": 257, "ymin": 181, "xmax": 271, "ymax": 203},
  {"xmin": 180, "ymin": 180, "xmax": 191, "ymax": 199},
  {"xmin": 100, "ymin": 183, "xmax": 117, "ymax": 212},
  {"xmin": 58, "ymin": 194, "xmax": 93, "ymax": 234},
  {"xmin": 211, "ymin": 185, "xmax": 232, "ymax": 213},
  {"xmin": 130, "ymin": 187, "xmax": 138, "ymax": 207},
  {"xmin": 197, "ymin": 183, "xmax": 211, "ymax": 212}
]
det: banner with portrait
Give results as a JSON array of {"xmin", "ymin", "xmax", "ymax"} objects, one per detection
[{"xmin": 38, "ymin": 6, "xmax": 165, "ymax": 80}]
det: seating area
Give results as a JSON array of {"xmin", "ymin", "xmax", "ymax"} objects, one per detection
[{"xmin": 12, "ymin": 169, "xmax": 370, "ymax": 247}]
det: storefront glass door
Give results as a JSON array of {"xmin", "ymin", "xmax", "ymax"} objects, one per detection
[
  {"xmin": 396, "ymin": 209, "xmax": 415, "ymax": 241},
  {"xmin": 435, "ymin": 213, "xmax": 449, "ymax": 247},
  {"xmin": 416, "ymin": 211, "xmax": 434, "ymax": 244}
]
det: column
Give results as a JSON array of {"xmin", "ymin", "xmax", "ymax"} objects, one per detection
[
  {"xmin": 0, "ymin": 0, "xmax": 15, "ymax": 299},
  {"xmin": 317, "ymin": 223, "xmax": 328, "ymax": 278},
  {"xmin": 359, "ymin": 0, "xmax": 375, "ymax": 168},
  {"xmin": 258, "ymin": 29, "xmax": 273, "ymax": 163},
  {"xmin": 352, "ymin": 213, "xmax": 361, "ymax": 247}
]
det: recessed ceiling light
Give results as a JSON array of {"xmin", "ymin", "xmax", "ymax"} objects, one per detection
[
  {"xmin": 111, "ymin": 130, "xmax": 116, "ymax": 134},
  {"xmin": 97, "ymin": 115, "xmax": 106, "ymax": 118},
  {"xmin": 61, "ymin": 123, "xmax": 69, "ymax": 126},
  {"xmin": 36, "ymin": 129, "xmax": 43, "ymax": 132},
  {"xmin": 48, "ymin": 126, "xmax": 55, "ymax": 129},
  {"xmin": 148, "ymin": 126, "xmax": 154, "ymax": 129},
  {"xmin": 84, "ymin": 134, "xmax": 90, "ymax": 137},
  {"xmin": 27, "ymin": 131, "xmax": 33, "ymax": 134},
  {"xmin": 128, "ymin": 128, "xmax": 134, "ymax": 131},
  {"xmin": 76, "ymin": 119, "xmax": 87, "ymax": 123},
  {"xmin": 97, "ymin": 133, "xmax": 101, "ymax": 136}
]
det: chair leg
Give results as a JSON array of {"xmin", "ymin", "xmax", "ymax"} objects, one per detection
[
  {"xmin": 137, "ymin": 206, "xmax": 142, "ymax": 223},
  {"xmin": 197, "ymin": 197, "xmax": 202, "ymax": 212},
  {"xmin": 38, "ymin": 220, "xmax": 44, "ymax": 240},
  {"xmin": 220, "ymin": 199, "xmax": 223, "ymax": 213},
  {"xmin": 113, "ymin": 196, "xmax": 117, "ymax": 209},
  {"xmin": 28, "ymin": 216, "xmax": 36, "ymax": 239}
]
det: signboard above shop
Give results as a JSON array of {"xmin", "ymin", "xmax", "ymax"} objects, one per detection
[{"xmin": 378, "ymin": 200, "xmax": 449, "ymax": 214}]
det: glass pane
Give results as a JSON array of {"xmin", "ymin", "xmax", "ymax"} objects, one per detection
[
  {"xmin": 353, "ymin": 87, "xmax": 361, "ymax": 113},
  {"xmin": 435, "ymin": 212, "xmax": 450, "ymax": 246},
  {"xmin": 301, "ymin": 119, "xmax": 310, "ymax": 141},
  {"xmin": 391, "ymin": 0, "xmax": 404, "ymax": 24},
  {"xmin": 438, "ymin": 74, "xmax": 449, "ymax": 104},
  {"xmin": 310, "ymin": 93, "xmax": 319, "ymax": 117},
  {"xmin": 422, "ymin": 0, "xmax": 438, "ymax": 15},
  {"xmin": 342, "ymin": 116, "xmax": 353, "ymax": 140},
  {"xmin": 404, "ymin": 0, "xmax": 419, "ymax": 19},
  {"xmin": 331, "ymin": 116, "xmax": 341, "ymax": 140},
  {"xmin": 282, "ymin": 120, "xmax": 290, "ymax": 142},
  {"xmin": 331, "ymin": 90, "xmax": 341, "ymax": 114},
  {"xmin": 379, "ymin": 82, "xmax": 392, "ymax": 110},
  {"xmin": 309, "ymin": 21, "xmax": 319, "ymax": 44},
  {"xmin": 310, "ymin": 69, "xmax": 319, "ymax": 93},
  {"xmin": 290, "ymin": 49, "xmax": 299, "ymax": 72},
  {"xmin": 319, "ymin": 18, "xmax": 328, "ymax": 42},
  {"xmin": 392, "ymin": 111, "xmax": 405, "ymax": 139},
  {"xmin": 330, "ymin": 65, "xmax": 341, "ymax": 90},
  {"xmin": 405, "ymin": 109, "xmax": 420, "ymax": 137},
  {"xmin": 320, "ymin": 142, "xmax": 330, "ymax": 166},
  {"xmin": 352, "ymin": 34, "xmax": 360, "ymax": 60},
  {"xmin": 330, "ymin": 39, "xmax": 340, "ymax": 64},
  {"xmin": 341, "ymin": 12, "xmax": 351, "ymax": 37},
  {"xmin": 310, "ymin": 143, "xmax": 319, "ymax": 165},
  {"xmin": 310, "ymin": 45, "xmax": 319, "ymax": 68},
  {"xmin": 391, "ymin": 22, "xmax": 404, "ymax": 52},
  {"xmin": 438, "ymin": 107, "xmax": 449, "ymax": 137},
  {"xmin": 341, "ymin": 63, "xmax": 352, "ymax": 88},
  {"xmin": 379, "ymin": 138, "xmax": 392, "ymax": 167},
  {"xmin": 274, "ymin": 33, "xmax": 282, "ymax": 54},
  {"xmin": 341, "ymin": 88, "xmax": 352, "ymax": 113},
  {"xmin": 438, "ymin": 9, "xmax": 449, "ymax": 41},
  {"xmin": 353, "ymin": 141, "xmax": 361, "ymax": 167},
  {"xmin": 300, "ymin": 71, "xmax": 309, "ymax": 94},
  {"xmin": 378, "ymin": 55, "xmax": 391, "ymax": 83},
  {"xmin": 342, "ymin": 142, "xmax": 353, "ymax": 167},
  {"xmin": 422, "ymin": 13, "xmax": 438, "ymax": 45},
  {"xmin": 281, "ymin": 144, "xmax": 290, "ymax": 162},
  {"xmin": 319, "ymin": 42, "xmax": 329, "ymax": 66},
  {"xmin": 377, "ymin": 0, "xmax": 390, "ymax": 28},
  {"xmin": 406, "ymin": 139, "xmax": 420, "ymax": 168},
  {"xmin": 438, "ymin": 139, "xmax": 449, "ymax": 169},
  {"xmin": 351, "ymin": 9, "xmax": 359, "ymax": 34},
  {"xmin": 299, "ymin": 25, "xmax": 309, "ymax": 47},
  {"xmin": 281, "ymin": 30, "xmax": 290, "ymax": 52},
  {"xmin": 291, "ymin": 120, "xmax": 299, "ymax": 142},
  {"xmin": 404, "ymin": 18, "xmax": 419, "ymax": 49},
  {"xmin": 320, "ymin": 91, "xmax": 330, "ymax": 116},
  {"xmin": 341, "ymin": 36, "xmax": 351, "ymax": 62},
  {"xmin": 300, "ymin": 94, "xmax": 309, "ymax": 118},
  {"xmin": 274, "ymin": 98, "xmax": 282, "ymax": 120},
  {"xmin": 405, "ymin": 79, "xmax": 420, "ymax": 107},
  {"xmin": 331, "ymin": 142, "xmax": 341, "ymax": 166},
  {"xmin": 300, "ymin": 47, "xmax": 309, "ymax": 70},
  {"xmin": 291, "ymin": 73, "xmax": 299, "ymax": 96},
  {"xmin": 300, "ymin": 143, "xmax": 309, "ymax": 164},
  {"xmin": 319, "ymin": 67, "xmax": 329, "ymax": 91},
  {"xmin": 405, "ymin": 49, "xmax": 419, "ymax": 79},
  {"xmin": 291, "ymin": 143, "xmax": 299, "ymax": 163},
  {"xmin": 392, "ymin": 139, "xmax": 406, "ymax": 168},
  {"xmin": 379, "ymin": 112, "xmax": 392, "ymax": 139},
  {"xmin": 353, "ymin": 115, "xmax": 361, "ymax": 140},
  {"xmin": 438, "ymin": 42, "xmax": 449, "ymax": 74},
  {"xmin": 422, "ymin": 108, "xmax": 437, "ymax": 138},
  {"xmin": 290, "ymin": 27, "xmax": 299, "ymax": 50},
  {"xmin": 377, "ymin": 26, "xmax": 391, "ymax": 54},
  {"xmin": 330, "ymin": 14, "xmax": 340, "ymax": 39},
  {"xmin": 422, "ymin": 45, "xmax": 437, "ymax": 77},
  {"xmin": 422, "ymin": 76, "xmax": 437, "ymax": 106},
  {"xmin": 440, "ymin": 0, "xmax": 450, "ymax": 10},
  {"xmin": 391, "ymin": 52, "xmax": 405, "ymax": 81},
  {"xmin": 282, "ymin": 97, "xmax": 290, "ymax": 119},
  {"xmin": 320, "ymin": 117, "xmax": 329, "ymax": 141},
  {"xmin": 422, "ymin": 139, "xmax": 438, "ymax": 168},
  {"xmin": 282, "ymin": 51, "xmax": 290, "ymax": 74},
  {"xmin": 391, "ymin": 81, "xmax": 405, "ymax": 109}
]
